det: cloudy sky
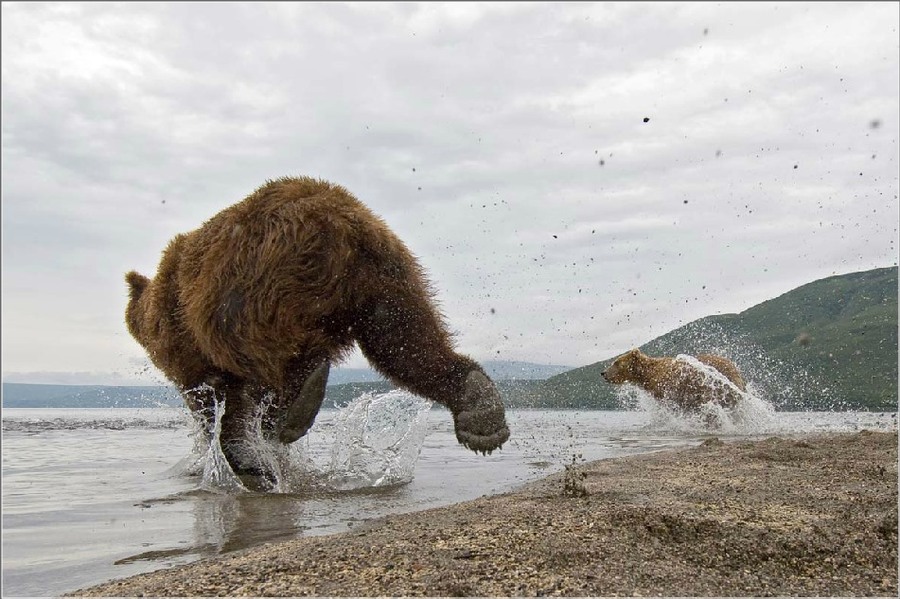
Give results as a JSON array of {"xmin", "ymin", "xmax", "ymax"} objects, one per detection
[{"xmin": 2, "ymin": 2, "xmax": 897, "ymax": 386}]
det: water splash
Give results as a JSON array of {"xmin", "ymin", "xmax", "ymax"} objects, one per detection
[
  {"xmin": 199, "ymin": 399, "xmax": 247, "ymax": 493},
  {"xmin": 327, "ymin": 390, "xmax": 433, "ymax": 491},
  {"xmin": 165, "ymin": 386, "xmax": 325, "ymax": 493},
  {"xmin": 172, "ymin": 388, "xmax": 433, "ymax": 495}
]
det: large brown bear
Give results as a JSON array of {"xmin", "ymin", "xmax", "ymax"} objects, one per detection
[
  {"xmin": 125, "ymin": 176, "xmax": 509, "ymax": 476},
  {"xmin": 601, "ymin": 349, "xmax": 747, "ymax": 410}
]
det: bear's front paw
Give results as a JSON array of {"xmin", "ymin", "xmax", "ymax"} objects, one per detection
[{"xmin": 453, "ymin": 370, "xmax": 510, "ymax": 455}]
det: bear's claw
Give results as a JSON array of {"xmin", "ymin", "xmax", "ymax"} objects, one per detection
[{"xmin": 453, "ymin": 370, "xmax": 510, "ymax": 454}]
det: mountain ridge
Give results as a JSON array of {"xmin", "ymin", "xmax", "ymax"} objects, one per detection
[{"xmin": 0, "ymin": 360, "xmax": 571, "ymax": 409}]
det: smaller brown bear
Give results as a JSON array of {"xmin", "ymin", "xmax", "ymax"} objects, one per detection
[{"xmin": 601, "ymin": 349, "xmax": 747, "ymax": 411}]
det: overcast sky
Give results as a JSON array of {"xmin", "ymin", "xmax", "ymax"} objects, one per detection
[{"xmin": 2, "ymin": 2, "xmax": 897, "ymax": 386}]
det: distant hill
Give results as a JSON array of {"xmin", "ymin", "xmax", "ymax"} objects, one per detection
[
  {"xmin": 326, "ymin": 368, "xmax": 386, "ymax": 386},
  {"xmin": 1, "ymin": 360, "xmax": 568, "ymax": 409},
  {"xmin": 0, "ymin": 380, "xmax": 544, "ymax": 410},
  {"xmin": 480, "ymin": 360, "xmax": 571, "ymax": 380},
  {"xmin": 533, "ymin": 266, "xmax": 898, "ymax": 411},
  {"xmin": 0, "ymin": 384, "xmax": 184, "ymax": 409},
  {"xmin": 325, "ymin": 361, "xmax": 570, "ymax": 385}
]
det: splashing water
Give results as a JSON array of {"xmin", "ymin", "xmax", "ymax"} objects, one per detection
[
  {"xmin": 327, "ymin": 391, "xmax": 433, "ymax": 491},
  {"xmin": 200, "ymin": 399, "xmax": 248, "ymax": 493},
  {"xmin": 172, "ymin": 388, "xmax": 433, "ymax": 494},
  {"xmin": 617, "ymin": 354, "xmax": 778, "ymax": 435}
]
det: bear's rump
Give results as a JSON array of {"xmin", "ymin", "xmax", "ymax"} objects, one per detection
[
  {"xmin": 177, "ymin": 205, "xmax": 364, "ymax": 385},
  {"xmin": 662, "ymin": 361, "xmax": 742, "ymax": 409},
  {"xmin": 696, "ymin": 354, "xmax": 746, "ymax": 391}
]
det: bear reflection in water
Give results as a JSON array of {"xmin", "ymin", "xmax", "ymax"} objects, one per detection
[
  {"xmin": 125, "ymin": 176, "xmax": 509, "ymax": 479},
  {"xmin": 602, "ymin": 349, "xmax": 747, "ymax": 414}
]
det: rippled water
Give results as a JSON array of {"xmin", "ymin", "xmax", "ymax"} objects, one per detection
[{"xmin": 2, "ymin": 393, "xmax": 896, "ymax": 597}]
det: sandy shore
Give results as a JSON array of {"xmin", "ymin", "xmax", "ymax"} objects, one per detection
[{"xmin": 70, "ymin": 430, "xmax": 897, "ymax": 597}]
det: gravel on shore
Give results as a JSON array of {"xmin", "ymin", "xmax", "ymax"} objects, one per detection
[{"xmin": 70, "ymin": 430, "xmax": 898, "ymax": 597}]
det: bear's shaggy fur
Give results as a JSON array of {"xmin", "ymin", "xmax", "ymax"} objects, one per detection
[
  {"xmin": 601, "ymin": 349, "xmax": 746, "ymax": 410},
  {"xmin": 126, "ymin": 176, "xmax": 509, "ymax": 473}
]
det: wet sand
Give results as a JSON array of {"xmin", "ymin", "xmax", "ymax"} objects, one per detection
[{"xmin": 70, "ymin": 430, "xmax": 897, "ymax": 597}]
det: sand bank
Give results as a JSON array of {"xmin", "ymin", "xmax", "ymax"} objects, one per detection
[{"xmin": 70, "ymin": 430, "xmax": 897, "ymax": 597}]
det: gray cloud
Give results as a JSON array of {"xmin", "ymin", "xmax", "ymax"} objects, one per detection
[{"xmin": 2, "ymin": 2, "xmax": 897, "ymax": 384}]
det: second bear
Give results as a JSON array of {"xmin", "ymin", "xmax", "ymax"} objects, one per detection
[
  {"xmin": 601, "ymin": 349, "xmax": 747, "ymax": 410},
  {"xmin": 125, "ymin": 176, "xmax": 510, "ymax": 475}
]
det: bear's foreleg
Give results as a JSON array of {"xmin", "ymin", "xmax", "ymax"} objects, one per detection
[{"xmin": 352, "ymin": 294, "xmax": 509, "ymax": 454}]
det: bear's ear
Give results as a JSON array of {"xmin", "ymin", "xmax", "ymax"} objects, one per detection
[{"xmin": 125, "ymin": 271, "xmax": 150, "ymax": 300}]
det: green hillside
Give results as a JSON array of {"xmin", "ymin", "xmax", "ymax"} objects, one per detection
[{"xmin": 533, "ymin": 266, "xmax": 898, "ymax": 411}]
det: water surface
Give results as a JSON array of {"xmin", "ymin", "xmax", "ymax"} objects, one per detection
[{"xmin": 2, "ymin": 400, "xmax": 896, "ymax": 597}]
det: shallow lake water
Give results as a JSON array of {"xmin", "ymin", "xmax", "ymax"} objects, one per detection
[{"xmin": 2, "ymin": 397, "xmax": 896, "ymax": 597}]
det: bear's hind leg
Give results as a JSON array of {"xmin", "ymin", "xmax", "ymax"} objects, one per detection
[
  {"xmin": 181, "ymin": 383, "xmax": 219, "ymax": 438},
  {"xmin": 209, "ymin": 378, "xmax": 278, "ymax": 481},
  {"xmin": 182, "ymin": 375, "xmax": 275, "ymax": 481},
  {"xmin": 278, "ymin": 360, "xmax": 330, "ymax": 444},
  {"xmin": 181, "ymin": 372, "xmax": 246, "ymax": 440}
]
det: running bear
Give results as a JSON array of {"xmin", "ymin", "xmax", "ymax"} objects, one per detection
[
  {"xmin": 125, "ymin": 176, "xmax": 509, "ymax": 474},
  {"xmin": 601, "ymin": 349, "xmax": 746, "ymax": 410}
]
